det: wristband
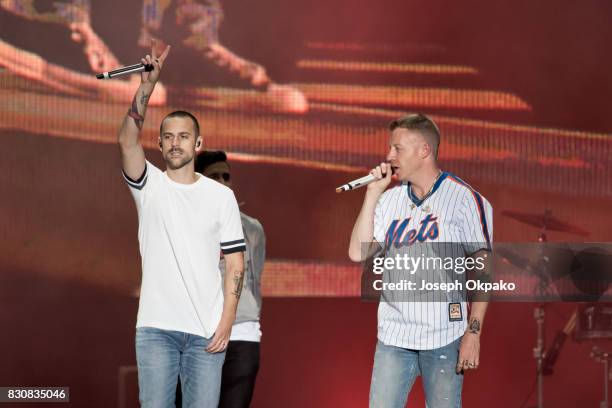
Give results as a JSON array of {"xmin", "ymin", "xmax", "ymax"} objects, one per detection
[{"xmin": 127, "ymin": 110, "xmax": 144, "ymax": 122}]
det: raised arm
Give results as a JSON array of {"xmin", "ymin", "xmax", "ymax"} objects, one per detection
[{"xmin": 118, "ymin": 40, "xmax": 170, "ymax": 180}]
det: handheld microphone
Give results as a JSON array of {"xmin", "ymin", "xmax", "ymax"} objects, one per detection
[
  {"xmin": 96, "ymin": 62, "xmax": 154, "ymax": 79},
  {"xmin": 335, "ymin": 167, "xmax": 394, "ymax": 193}
]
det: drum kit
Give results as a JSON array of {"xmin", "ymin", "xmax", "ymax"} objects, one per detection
[{"xmin": 501, "ymin": 209, "xmax": 611, "ymax": 408}]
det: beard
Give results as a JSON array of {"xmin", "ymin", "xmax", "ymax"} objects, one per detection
[{"xmin": 164, "ymin": 148, "xmax": 194, "ymax": 170}]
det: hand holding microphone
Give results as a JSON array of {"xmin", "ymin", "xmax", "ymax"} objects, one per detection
[
  {"xmin": 96, "ymin": 62, "xmax": 153, "ymax": 79},
  {"xmin": 336, "ymin": 162, "xmax": 394, "ymax": 193},
  {"xmin": 95, "ymin": 39, "xmax": 170, "ymax": 84}
]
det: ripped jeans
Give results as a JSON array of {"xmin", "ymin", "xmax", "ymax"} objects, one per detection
[{"xmin": 369, "ymin": 336, "xmax": 463, "ymax": 408}]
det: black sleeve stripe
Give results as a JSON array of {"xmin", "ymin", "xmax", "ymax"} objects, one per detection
[
  {"xmin": 221, "ymin": 242, "xmax": 246, "ymax": 251},
  {"xmin": 124, "ymin": 174, "xmax": 148, "ymax": 190},
  {"xmin": 122, "ymin": 165, "xmax": 148, "ymax": 190},
  {"xmin": 220, "ymin": 239, "xmax": 246, "ymax": 247},
  {"xmin": 222, "ymin": 244, "xmax": 247, "ymax": 254},
  {"xmin": 123, "ymin": 165, "xmax": 147, "ymax": 183}
]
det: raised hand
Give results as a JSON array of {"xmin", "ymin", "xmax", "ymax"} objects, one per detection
[{"xmin": 141, "ymin": 39, "xmax": 170, "ymax": 85}]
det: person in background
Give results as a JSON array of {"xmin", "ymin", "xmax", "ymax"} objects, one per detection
[{"xmin": 177, "ymin": 150, "xmax": 266, "ymax": 408}]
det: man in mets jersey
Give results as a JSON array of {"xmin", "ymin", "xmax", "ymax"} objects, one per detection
[{"xmin": 348, "ymin": 113, "xmax": 493, "ymax": 408}]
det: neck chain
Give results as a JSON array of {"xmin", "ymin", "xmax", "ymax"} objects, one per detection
[{"xmin": 408, "ymin": 170, "xmax": 443, "ymax": 205}]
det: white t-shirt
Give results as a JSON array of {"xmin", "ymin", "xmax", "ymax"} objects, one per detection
[
  {"xmin": 373, "ymin": 172, "xmax": 493, "ymax": 350},
  {"xmin": 230, "ymin": 321, "xmax": 262, "ymax": 342},
  {"xmin": 123, "ymin": 161, "xmax": 246, "ymax": 338}
]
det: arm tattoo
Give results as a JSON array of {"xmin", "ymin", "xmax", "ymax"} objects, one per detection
[
  {"xmin": 232, "ymin": 271, "xmax": 244, "ymax": 299},
  {"xmin": 140, "ymin": 92, "xmax": 150, "ymax": 107},
  {"xmin": 127, "ymin": 91, "xmax": 148, "ymax": 130},
  {"xmin": 468, "ymin": 318, "xmax": 481, "ymax": 334}
]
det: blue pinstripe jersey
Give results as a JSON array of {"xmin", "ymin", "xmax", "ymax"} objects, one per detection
[{"xmin": 373, "ymin": 172, "xmax": 493, "ymax": 350}]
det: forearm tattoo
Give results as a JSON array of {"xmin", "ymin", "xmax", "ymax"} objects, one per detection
[
  {"xmin": 232, "ymin": 271, "xmax": 244, "ymax": 299},
  {"xmin": 140, "ymin": 91, "xmax": 150, "ymax": 106},
  {"xmin": 468, "ymin": 318, "xmax": 481, "ymax": 334},
  {"xmin": 127, "ymin": 91, "xmax": 148, "ymax": 130}
]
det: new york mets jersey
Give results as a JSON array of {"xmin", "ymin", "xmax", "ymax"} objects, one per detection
[{"xmin": 373, "ymin": 172, "xmax": 493, "ymax": 350}]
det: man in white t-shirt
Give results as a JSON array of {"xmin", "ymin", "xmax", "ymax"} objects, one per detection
[
  {"xmin": 348, "ymin": 114, "xmax": 492, "ymax": 408},
  {"xmin": 118, "ymin": 42, "xmax": 246, "ymax": 407}
]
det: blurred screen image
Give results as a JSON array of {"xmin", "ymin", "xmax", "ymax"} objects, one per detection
[{"xmin": 1, "ymin": 0, "xmax": 610, "ymax": 297}]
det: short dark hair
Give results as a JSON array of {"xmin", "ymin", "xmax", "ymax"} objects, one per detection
[
  {"xmin": 389, "ymin": 113, "xmax": 440, "ymax": 159},
  {"xmin": 195, "ymin": 150, "xmax": 228, "ymax": 173},
  {"xmin": 160, "ymin": 110, "xmax": 200, "ymax": 136}
]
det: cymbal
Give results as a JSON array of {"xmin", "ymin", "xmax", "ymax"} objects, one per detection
[{"xmin": 502, "ymin": 210, "xmax": 590, "ymax": 236}]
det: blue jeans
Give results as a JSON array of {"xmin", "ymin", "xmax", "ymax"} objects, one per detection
[
  {"xmin": 135, "ymin": 327, "xmax": 226, "ymax": 408},
  {"xmin": 369, "ymin": 337, "xmax": 463, "ymax": 408}
]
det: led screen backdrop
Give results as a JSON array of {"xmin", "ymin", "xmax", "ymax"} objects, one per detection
[{"xmin": 1, "ymin": 0, "xmax": 611, "ymax": 297}]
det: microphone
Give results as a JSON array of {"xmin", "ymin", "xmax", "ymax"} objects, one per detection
[
  {"xmin": 96, "ymin": 62, "xmax": 154, "ymax": 79},
  {"xmin": 335, "ymin": 167, "xmax": 394, "ymax": 193}
]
